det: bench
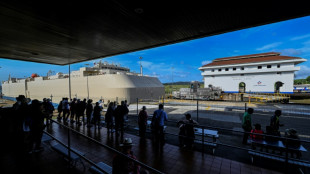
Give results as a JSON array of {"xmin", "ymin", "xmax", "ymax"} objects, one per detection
[
  {"xmin": 52, "ymin": 143, "xmax": 85, "ymax": 168},
  {"xmin": 194, "ymin": 140, "xmax": 217, "ymax": 154},
  {"xmin": 89, "ymin": 162, "xmax": 112, "ymax": 174},
  {"xmin": 194, "ymin": 128, "xmax": 219, "ymax": 142},
  {"xmin": 248, "ymin": 151, "xmax": 310, "ymax": 168}
]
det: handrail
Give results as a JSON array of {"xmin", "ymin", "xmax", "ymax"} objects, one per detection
[
  {"xmin": 43, "ymin": 131, "xmax": 110, "ymax": 174},
  {"xmin": 126, "ymin": 120, "xmax": 310, "ymax": 165},
  {"xmin": 128, "ymin": 114, "xmax": 310, "ymax": 144},
  {"xmin": 49, "ymin": 119, "xmax": 164, "ymax": 174}
]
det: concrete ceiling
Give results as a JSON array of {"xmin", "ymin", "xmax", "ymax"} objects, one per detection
[{"xmin": 1, "ymin": 1, "xmax": 310, "ymax": 65}]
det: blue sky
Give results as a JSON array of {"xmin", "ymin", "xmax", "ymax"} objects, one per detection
[{"xmin": 1, "ymin": 16, "xmax": 310, "ymax": 83}]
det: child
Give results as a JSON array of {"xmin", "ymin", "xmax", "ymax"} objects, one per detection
[
  {"xmin": 250, "ymin": 123, "xmax": 264, "ymax": 150},
  {"xmin": 250, "ymin": 123, "xmax": 264, "ymax": 140}
]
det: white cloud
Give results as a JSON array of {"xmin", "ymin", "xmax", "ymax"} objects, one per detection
[
  {"xmin": 256, "ymin": 42, "xmax": 282, "ymax": 51},
  {"xmin": 201, "ymin": 60, "xmax": 211, "ymax": 65},
  {"xmin": 295, "ymin": 65, "xmax": 310, "ymax": 79},
  {"xmin": 275, "ymin": 48, "xmax": 301, "ymax": 56},
  {"xmin": 290, "ymin": 34, "xmax": 310, "ymax": 41}
]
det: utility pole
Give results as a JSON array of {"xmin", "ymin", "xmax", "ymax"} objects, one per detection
[
  {"xmin": 139, "ymin": 57, "xmax": 143, "ymax": 76},
  {"xmin": 85, "ymin": 64, "xmax": 90, "ymax": 99},
  {"xmin": 69, "ymin": 64, "xmax": 72, "ymax": 100}
]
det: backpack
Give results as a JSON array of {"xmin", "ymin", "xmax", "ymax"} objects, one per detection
[{"xmin": 151, "ymin": 111, "xmax": 162, "ymax": 130}]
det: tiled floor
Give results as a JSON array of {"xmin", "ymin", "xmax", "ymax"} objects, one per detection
[{"xmin": 40, "ymin": 121, "xmax": 284, "ymax": 174}]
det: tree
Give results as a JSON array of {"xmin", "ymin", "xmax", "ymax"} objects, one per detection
[{"xmin": 306, "ymin": 76, "xmax": 310, "ymax": 83}]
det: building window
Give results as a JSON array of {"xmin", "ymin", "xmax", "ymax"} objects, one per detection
[
  {"xmin": 267, "ymin": 65, "xmax": 272, "ymax": 68},
  {"xmin": 218, "ymin": 69, "xmax": 222, "ymax": 72},
  {"xmin": 233, "ymin": 67, "xmax": 236, "ymax": 71},
  {"xmin": 257, "ymin": 66, "xmax": 262, "ymax": 69},
  {"xmin": 225, "ymin": 68, "xmax": 229, "ymax": 71},
  {"xmin": 211, "ymin": 69, "xmax": 214, "ymax": 72},
  {"xmin": 240, "ymin": 74, "xmax": 244, "ymax": 76},
  {"xmin": 277, "ymin": 64, "xmax": 281, "ymax": 68},
  {"xmin": 241, "ymin": 67, "xmax": 244, "ymax": 70},
  {"xmin": 277, "ymin": 72, "xmax": 282, "ymax": 75}
]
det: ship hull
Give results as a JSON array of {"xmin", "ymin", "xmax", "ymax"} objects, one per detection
[{"xmin": 2, "ymin": 74, "xmax": 164, "ymax": 103}]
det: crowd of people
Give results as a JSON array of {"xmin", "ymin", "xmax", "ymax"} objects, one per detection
[
  {"xmin": 12, "ymin": 95, "xmax": 54, "ymax": 154},
  {"xmin": 8, "ymin": 94, "xmax": 305, "ymax": 173},
  {"xmin": 242, "ymin": 108, "xmax": 302, "ymax": 157},
  {"xmin": 57, "ymin": 97, "xmax": 130, "ymax": 136}
]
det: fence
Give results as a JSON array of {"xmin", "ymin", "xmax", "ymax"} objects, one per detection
[{"xmin": 123, "ymin": 97, "xmax": 310, "ymax": 173}]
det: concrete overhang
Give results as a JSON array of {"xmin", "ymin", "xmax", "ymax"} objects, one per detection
[{"xmin": 1, "ymin": 1, "xmax": 310, "ymax": 65}]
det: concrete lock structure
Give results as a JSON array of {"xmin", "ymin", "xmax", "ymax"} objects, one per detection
[
  {"xmin": 2, "ymin": 61, "xmax": 164, "ymax": 103},
  {"xmin": 199, "ymin": 52, "xmax": 307, "ymax": 94}
]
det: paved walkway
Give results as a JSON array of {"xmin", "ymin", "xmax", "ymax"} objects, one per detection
[{"xmin": 41, "ymin": 120, "xmax": 283, "ymax": 174}]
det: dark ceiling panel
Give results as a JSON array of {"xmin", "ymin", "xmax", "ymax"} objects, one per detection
[{"xmin": 1, "ymin": 1, "xmax": 310, "ymax": 65}]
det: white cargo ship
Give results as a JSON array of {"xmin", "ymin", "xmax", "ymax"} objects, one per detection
[{"xmin": 2, "ymin": 61, "xmax": 164, "ymax": 103}]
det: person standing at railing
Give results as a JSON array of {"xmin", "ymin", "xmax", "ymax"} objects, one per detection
[
  {"xmin": 86, "ymin": 99, "xmax": 93, "ymax": 127},
  {"xmin": 138, "ymin": 106, "xmax": 148, "ymax": 138},
  {"xmin": 69, "ymin": 98, "xmax": 77, "ymax": 124},
  {"xmin": 183, "ymin": 113, "xmax": 198, "ymax": 149},
  {"xmin": 270, "ymin": 110, "xmax": 284, "ymax": 136},
  {"xmin": 62, "ymin": 98, "xmax": 70, "ymax": 124},
  {"xmin": 93, "ymin": 102, "xmax": 102, "ymax": 129},
  {"xmin": 250, "ymin": 123, "xmax": 264, "ymax": 150},
  {"xmin": 43, "ymin": 98, "xmax": 54, "ymax": 126},
  {"xmin": 57, "ymin": 98, "xmax": 64, "ymax": 120},
  {"xmin": 29, "ymin": 99, "xmax": 45, "ymax": 153},
  {"xmin": 284, "ymin": 128, "xmax": 301, "ymax": 158},
  {"xmin": 115, "ymin": 101, "xmax": 129, "ymax": 137},
  {"xmin": 105, "ymin": 102, "xmax": 114, "ymax": 134},
  {"xmin": 242, "ymin": 108, "xmax": 254, "ymax": 144},
  {"xmin": 151, "ymin": 104, "xmax": 168, "ymax": 149}
]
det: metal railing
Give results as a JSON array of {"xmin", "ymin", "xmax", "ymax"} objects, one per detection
[
  {"xmin": 48, "ymin": 119, "xmax": 164, "ymax": 174},
  {"xmin": 125, "ymin": 113, "xmax": 310, "ymax": 173}
]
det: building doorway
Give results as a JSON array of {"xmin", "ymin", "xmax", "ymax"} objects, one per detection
[
  {"xmin": 239, "ymin": 82, "xmax": 246, "ymax": 93},
  {"xmin": 275, "ymin": 81, "xmax": 284, "ymax": 93}
]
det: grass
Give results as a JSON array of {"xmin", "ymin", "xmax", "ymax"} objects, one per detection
[{"xmin": 290, "ymin": 99, "xmax": 310, "ymax": 104}]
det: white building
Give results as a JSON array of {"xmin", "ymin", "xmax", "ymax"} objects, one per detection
[{"xmin": 199, "ymin": 52, "xmax": 307, "ymax": 94}]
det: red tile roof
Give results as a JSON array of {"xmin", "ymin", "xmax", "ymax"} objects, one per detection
[{"xmin": 202, "ymin": 52, "xmax": 302, "ymax": 67}]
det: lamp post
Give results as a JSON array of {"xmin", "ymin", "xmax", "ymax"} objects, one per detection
[{"xmin": 85, "ymin": 64, "xmax": 90, "ymax": 100}]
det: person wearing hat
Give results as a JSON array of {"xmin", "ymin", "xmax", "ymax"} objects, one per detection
[
  {"xmin": 138, "ymin": 106, "xmax": 148, "ymax": 138},
  {"xmin": 284, "ymin": 128, "xmax": 301, "ymax": 158},
  {"xmin": 112, "ymin": 138, "xmax": 140, "ymax": 174}
]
